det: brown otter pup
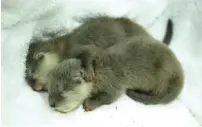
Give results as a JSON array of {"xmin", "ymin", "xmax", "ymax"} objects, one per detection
[{"xmin": 25, "ymin": 15, "xmax": 173, "ymax": 92}]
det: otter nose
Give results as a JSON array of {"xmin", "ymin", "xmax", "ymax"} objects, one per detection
[
  {"xmin": 50, "ymin": 102, "xmax": 56, "ymax": 108},
  {"xmin": 32, "ymin": 84, "xmax": 43, "ymax": 91}
]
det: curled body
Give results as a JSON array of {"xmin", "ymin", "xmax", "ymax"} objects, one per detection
[
  {"xmin": 85, "ymin": 36, "xmax": 184, "ymax": 111},
  {"xmin": 47, "ymin": 35, "xmax": 184, "ymax": 112},
  {"xmin": 25, "ymin": 15, "xmax": 172, "ymax": 92}
]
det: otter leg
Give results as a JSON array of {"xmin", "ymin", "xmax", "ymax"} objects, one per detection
[
  {"xmin": 73, "ymin": 45, "xmax": 103, "ymax": 81},
  {"xmin": 83, "ymin": 91, "xmax": 121, "ymax": 111},
  {"xmin": 79, "ymin": 49, "xmax": 95, "ymax": 82}
]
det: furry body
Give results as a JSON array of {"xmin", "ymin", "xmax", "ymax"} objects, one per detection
[
  {"xmin": 25, "ymin": 16, "xmax": 172, "ymax": 91},
  {"xmin": 84, "ymin": 36, "xmax": 184, "ymax": 111},
  {"xmin": 47, "ymin": 35, "xmax": 183, "ymax": 112}
]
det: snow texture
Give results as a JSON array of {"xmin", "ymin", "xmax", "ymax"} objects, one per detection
[{"xmin": 1, "ymin": 0, "xmax": 202, "ymax": 126}]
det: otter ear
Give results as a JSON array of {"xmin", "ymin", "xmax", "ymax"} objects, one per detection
[{"xmin": 35, "ymin": 52, "xmax": 45, "ymax": 61}]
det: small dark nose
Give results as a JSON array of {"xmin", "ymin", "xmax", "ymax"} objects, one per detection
[{"xmin": 50, "ymin": 103, "xmax": 56, "ymax": 108}]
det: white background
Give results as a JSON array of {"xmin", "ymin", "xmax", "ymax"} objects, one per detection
[{"xmin": 1, "ymin": 0, "xmax": 202, "ymax": 126}]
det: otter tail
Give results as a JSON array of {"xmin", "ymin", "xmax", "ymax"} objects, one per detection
[
  {"xmin": 126, "ymin": 74, "xmax": 183, "ymax": 105},
  {"xmin": 162, "ymin": 19, "xmax": 173, "ymax": 45}
]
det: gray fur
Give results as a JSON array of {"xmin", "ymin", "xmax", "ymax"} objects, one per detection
[
  {"xmin": 25, "ymin": 15, "xmax": 173, "ymax": 91},
  {"xmin": 48, "ymin": 59, "xmax": 93, "ymax": 113},
  {"xmin": 86, "ymin": 36, "xmax": 184, "ymax": 109},
  {"xmin": 47, "ymin": 35, "xmax": 184, "ymax": 112}
]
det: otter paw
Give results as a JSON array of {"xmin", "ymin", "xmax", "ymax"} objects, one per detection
[
  {"xmin": 84, "ymin": 68, "xmax": 95, "ymax": 82},
  {"xmin": 32, "ymin": 84, "xmax": 43, "ymax": 92},
  {"xmin": 83, "ymin": 99, "xmax": 97, "ymax": 112}
]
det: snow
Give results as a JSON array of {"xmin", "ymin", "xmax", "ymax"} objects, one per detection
[{"xmin": 1, "ymin": 0, "xmax": 202, "ymax": 126}]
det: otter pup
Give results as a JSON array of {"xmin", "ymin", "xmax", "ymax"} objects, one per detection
[
  {"xmin": 25, "ymin": 15, "xmax": 173, "ymax": 92},
  {"xmin": 47, "ymin": 59, "xmax": 93, "ymax": 113},
  {"xmin": 47, "ymin": 35, "xmax": 184, "ymax": 113}
]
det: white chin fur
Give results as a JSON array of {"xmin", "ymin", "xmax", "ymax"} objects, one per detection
[
  {"xmin": 55, "ymin": 101, "xmax": 81, "ymax": 113},
  {"xmin": 54, "ymin": 82, "xmax": 93, "ymax": 113}
]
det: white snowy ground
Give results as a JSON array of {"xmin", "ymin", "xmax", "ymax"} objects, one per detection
[{"xmin": 1, "ymin": 0, "xmax": 202, "ymax": 126}]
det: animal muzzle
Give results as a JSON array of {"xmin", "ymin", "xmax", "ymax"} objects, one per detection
[{"xmin": 26, "ymin": 76, "xmax": 47, "ymax": 91}]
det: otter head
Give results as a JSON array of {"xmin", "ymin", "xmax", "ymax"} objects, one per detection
[
  {"xmin": 25, "ymin": 36, "xmax": 67, "ymax": 91},
  {"xmin": 25, "ymin": 51, "xmax": 60, "ymax": 92},
  {"xmin": 48, "ymin": 59, "xmax": 93, "ymax": 113}
]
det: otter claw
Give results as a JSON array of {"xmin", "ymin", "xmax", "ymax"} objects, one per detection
[{"xmin": 83, "ymin": 99, "xmax": 97, "ymax": 112}]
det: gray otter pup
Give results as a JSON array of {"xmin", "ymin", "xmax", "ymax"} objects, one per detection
[
  {"xmin": 25, "ymin": 16, "xmax": 173, "ymax": 92},
  {"xmin": 84, "ymin": 37, "xmax": 184, "ymax": 111},
  {"xmin": 48, "ymin": 59, "xmax": 93, "ymax": 113},
  {"xmin": 47, "ymin": 36, "xmax": 184, "ymax": 113}
]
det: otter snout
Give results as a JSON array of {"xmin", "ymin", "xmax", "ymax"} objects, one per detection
[
  {"xmin": 26, "ymin": 77, "xmax": 36, "ymax": 88},
  {"xmin": 48, "ymin": 92, "xmax": 85, "ymax": 113},
  {"xmin": 48, "ymin": 94, "xmax": 64, "ymax": 108},
  {"xmin": 30, "ymin": 80, "xmax": 47, "ymax": 92},
  {"xmin": 48, "ymin": 96, "xmax": 56, "ymax": 108},
  {"xmin": 25, "ymin": 74, "xmax": 48, "ymax": 92},
  {"xmin": 49, "ymin": 102, "xmax": 56, "ymax": 108}
]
